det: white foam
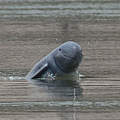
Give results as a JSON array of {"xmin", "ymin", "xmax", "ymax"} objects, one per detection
[{"xmin": 0, "ymin": 76, "xmax": 25, "ymax": 80}]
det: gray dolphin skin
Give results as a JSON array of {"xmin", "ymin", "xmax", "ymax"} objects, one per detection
[{"xmin": 26, "ymin": 41, "xmax": 83, "ymax": 80}]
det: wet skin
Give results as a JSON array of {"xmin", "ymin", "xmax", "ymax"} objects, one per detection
[{"xmin": 26, "ymin": 41, "xmax": 83, "ymax": 80}]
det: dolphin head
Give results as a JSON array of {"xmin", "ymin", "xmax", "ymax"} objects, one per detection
[{"xmin": 54, "ymin": 41, "xmax": 83, "ymax": 73}]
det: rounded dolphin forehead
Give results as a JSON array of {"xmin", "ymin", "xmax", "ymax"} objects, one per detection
[
  {"xmin": 61, "ymin": 41, "xmax": 81, "ymax": 48},
  {"xmin": 59, "ymin": 41, "xmax": 82, "ymax": 57}
]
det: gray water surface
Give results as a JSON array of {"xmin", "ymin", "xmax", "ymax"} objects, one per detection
[
  {"xmin": 0, "ymin": 0, "xmax": 120, "ymax": 119},
  {"xmin": 0, "ymin": 1, "xmax": 120, "ymax": 19}
]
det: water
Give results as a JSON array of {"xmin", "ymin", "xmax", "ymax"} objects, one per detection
[
  {"xmin": 0, "ymin": 0, "xmax": 120, "ymax": 119},
  {"xmin": 0, "ymin": 74, "xmax": 120, "ymax": 119},
  {"xmin": 0, "ymin": 1, "xmax": 120, "ymax": 19}
]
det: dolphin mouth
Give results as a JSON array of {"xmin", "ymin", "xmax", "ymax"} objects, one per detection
[
  {"xmin": 62, "ymin": 53, "xmax": 74, "ymax": 59},
  {"xmin": 54, "ymin": 53, "xmax": 80, "ymax": 73},
  {"xmin": 61, "ymin": 47, "xmax": 83, "ymax": 60},
  {"xmin": 62, "ymin": 51, "xmax": 83, "ymax": 61}
]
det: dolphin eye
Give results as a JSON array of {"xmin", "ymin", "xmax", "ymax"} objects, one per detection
[{"xmin": 59, "ymin": 48, "xmax": 61, "ymax": 51}]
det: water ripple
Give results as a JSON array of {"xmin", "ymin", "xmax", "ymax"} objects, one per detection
[
  {"xmin": 0, "ymin": 101, "xmax": 120, "ymax": 108},
  {"xmin": 0, "ymin": 1, "xmax": 120, "ymax": 18}
]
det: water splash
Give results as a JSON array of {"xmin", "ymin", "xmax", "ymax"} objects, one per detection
[
  {"xmin": 27, "ymin": 71, "xmax": 84, "ymax": 86},
  {"xmin": 0, "ymin": 76, "xmax": 25, "ymax": 80}
]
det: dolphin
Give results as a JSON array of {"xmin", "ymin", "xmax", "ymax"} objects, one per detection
[{"xmin": 26, "ymin": 41, "xmax": 83, "ymax": 81}]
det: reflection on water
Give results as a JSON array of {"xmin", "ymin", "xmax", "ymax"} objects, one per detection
[
  {"xmin": 0, "ymin": 73, "xmax": 120, "ymax": 120},
  {"xmin": 28, "ymin": 71, "xmax": 83, "ymax": 101}
]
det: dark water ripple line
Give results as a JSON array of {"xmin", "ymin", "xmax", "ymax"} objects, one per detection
[{"xmin": 0, "ymin": 9, "xmax": 120, "ymax": 14}]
